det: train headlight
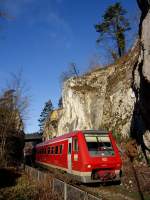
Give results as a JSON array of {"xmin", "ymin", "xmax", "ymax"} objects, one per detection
[
  {"xmin": 84, "ymin": 164, "xmax": 92, "ymax": 169},
  {"xmin": 87, "ymin": 164, "xmax": 91, "ymax": 168}
]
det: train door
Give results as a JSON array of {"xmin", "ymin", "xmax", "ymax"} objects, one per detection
[
  {"xmin": 72, "ymin": 137, "xmax": 79, "ymax": 171},
  {"xmin": 67, "ymin": 138, "xmax": 72, "ymax": 173}
]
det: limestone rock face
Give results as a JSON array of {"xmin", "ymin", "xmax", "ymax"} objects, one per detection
[
  {"xmin": 131, "ymin": 2, "xmax": 150, "ymax": 153},
  {"xmin": 45, "ymin": 1, "xmax": 150, "ymax": 160},
  {"xmin": 43, "ymin": 109, "xmax": 62, "ymax": 140},
  {"xmin": 58, "ymin": 44, "xmax": 139, "ymax": 137},
  {"xmin": 142, "ymin": 10, "xmax": 150, "ymax": 81}
]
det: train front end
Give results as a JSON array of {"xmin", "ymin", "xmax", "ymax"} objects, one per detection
[{"xmin": 81, "ymin": 131, "xmax": 122, "ymax": 183}]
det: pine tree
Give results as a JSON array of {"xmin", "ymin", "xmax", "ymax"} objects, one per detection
[
  {"xmin": 95, "ymin": 2, "xmax": 130, "ymax": 60},
  {"xmin": 38, "ymin": 100, "xmax": 53, "ymax": 134},
  {"xmin": 58, "ymin": 97, "xmax": 63, "ymax": 108}
]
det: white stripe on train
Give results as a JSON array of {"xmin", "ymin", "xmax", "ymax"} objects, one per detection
[{"xmin": 35, "ymin": 160, "xmax": 91, "ymax": 177}]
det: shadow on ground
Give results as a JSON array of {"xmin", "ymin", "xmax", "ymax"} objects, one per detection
[{"xmin": 0, "ymin": 168, "xmax": 21, "ymax": 188}]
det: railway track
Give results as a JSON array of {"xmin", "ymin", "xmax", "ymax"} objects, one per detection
[{"xmin": 28, "ymin": 164, "xmax": 137, "ymax": 200}]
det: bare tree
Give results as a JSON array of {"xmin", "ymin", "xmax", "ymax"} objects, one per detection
[
  {"xmin": 60, "ymin": 62, "xmax": 79, "ymax": 84},
  {"xmin": 6, "ymin": 71, "xmax": 30, "ymax": 120},
  {"xmin": 0, "ymin": 72, "xmax": 29, "ymax": 167},
  {"xmin": 70, "ymin": 63, "xmax": 79, "ymax": 77}
]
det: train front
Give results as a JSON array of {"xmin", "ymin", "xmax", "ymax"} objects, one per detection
[{"xmin": 81, "ymin": 131, "xmax": 122, "ymax": 183}]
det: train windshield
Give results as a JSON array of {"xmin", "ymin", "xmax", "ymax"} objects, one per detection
[{"xmin": 84, "ymin": 134, "xmax": 114, "ymax": 157}]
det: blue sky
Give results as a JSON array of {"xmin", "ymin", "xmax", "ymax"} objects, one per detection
[{"xmin": 0, "ymin": 0, "xmax": 139, "ymax": 133}]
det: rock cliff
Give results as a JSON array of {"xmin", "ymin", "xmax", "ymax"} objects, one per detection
[
  {"xmin": 131, "ymin": 0, "xmax": 150, "ymax": 160},
  {"xmin": 58, "ymin": 43, "xmax": 139, "ymax": 138},
  {"xmin": 45, "ymin": 0, "xmax": 150, "ymax": 162}
]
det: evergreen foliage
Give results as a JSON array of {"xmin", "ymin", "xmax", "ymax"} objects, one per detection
[
  {"xmin": 38, "ymin": 100, "xmax": 53, "ymax": 134},
  {"xmin": 58, "ymin": 97, "xmax": 63, "ymax": 108},
  {"xmin": 95, "ymin": 2, "xmax": 131, "ymax": 60}
]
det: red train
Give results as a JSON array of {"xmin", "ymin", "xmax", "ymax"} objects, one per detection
[{"xmin": 35, "ymin": 130, "xmax": 122, "ymax": 183}]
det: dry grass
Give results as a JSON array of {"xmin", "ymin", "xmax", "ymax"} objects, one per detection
[{"xmin": 0, "ymin": 168, "xmax": 59, "ymax": 200}]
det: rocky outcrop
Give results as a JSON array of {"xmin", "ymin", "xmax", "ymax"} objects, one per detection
[
  {"xmin": 57, "ymin": 43, "xmax": 139, "ymax": 137},
  {"xmin": 131, "ymin": 0, "xmax": 150, "ymax": 161},
  {"xmin": 57, "ymin": 1, "xmax": 150, "ymax": 161},
  {"xmin": 141, "ymin": 10, "xmax": 150, "ymax": 81},
  {"xmin": 43, "ymin": 109, "xmax": 62, "ymax": 140},
  {"xmin": 137, "ymin": 0, "xmax": 150, "ymax": 18},
  {"xmin": 45, "ymin": 0, "xmax": 150, "ymax": 162}
]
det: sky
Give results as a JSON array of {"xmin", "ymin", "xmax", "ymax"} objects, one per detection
[{"xmin": 0, "ymin": 0, "xmax": 139, "ymax": 133}]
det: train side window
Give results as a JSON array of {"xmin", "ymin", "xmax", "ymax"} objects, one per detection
[
  {"xmin": 73, "ymin": 138, "xmax": 78, "ymax": 152},
  {"xmin": 49, "ymin": 147, "xmax": 52, "ymax": 154},
  {"xmin": 51, "ymin": 147, "xmax": 54, "ymax": 154},
  {"xmin": 60, "ymin": 145, "xmax": 62, "ymax": 154},
  {"xmin": 48, "ymin": 147, "xmax": 50, "ymax": 154},
  {"xmin": 68, "ymin": 143, "xmax": 71, "ymax": 154},
  {"xmin": 55, "ymin": 146, "xmax": 58, "ymax": 154},
  {"xmin": 58, "ymin": 146, "xmax": 60, "ymax": 154}
]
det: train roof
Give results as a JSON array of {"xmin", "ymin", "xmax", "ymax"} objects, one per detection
[
  {"xmin": 83, "ymin": 130, "xmax": 108, "ymax": 134},
  {"xmin": 36, "ymin": 129, "xmax": 109, "ymax": 147}
]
